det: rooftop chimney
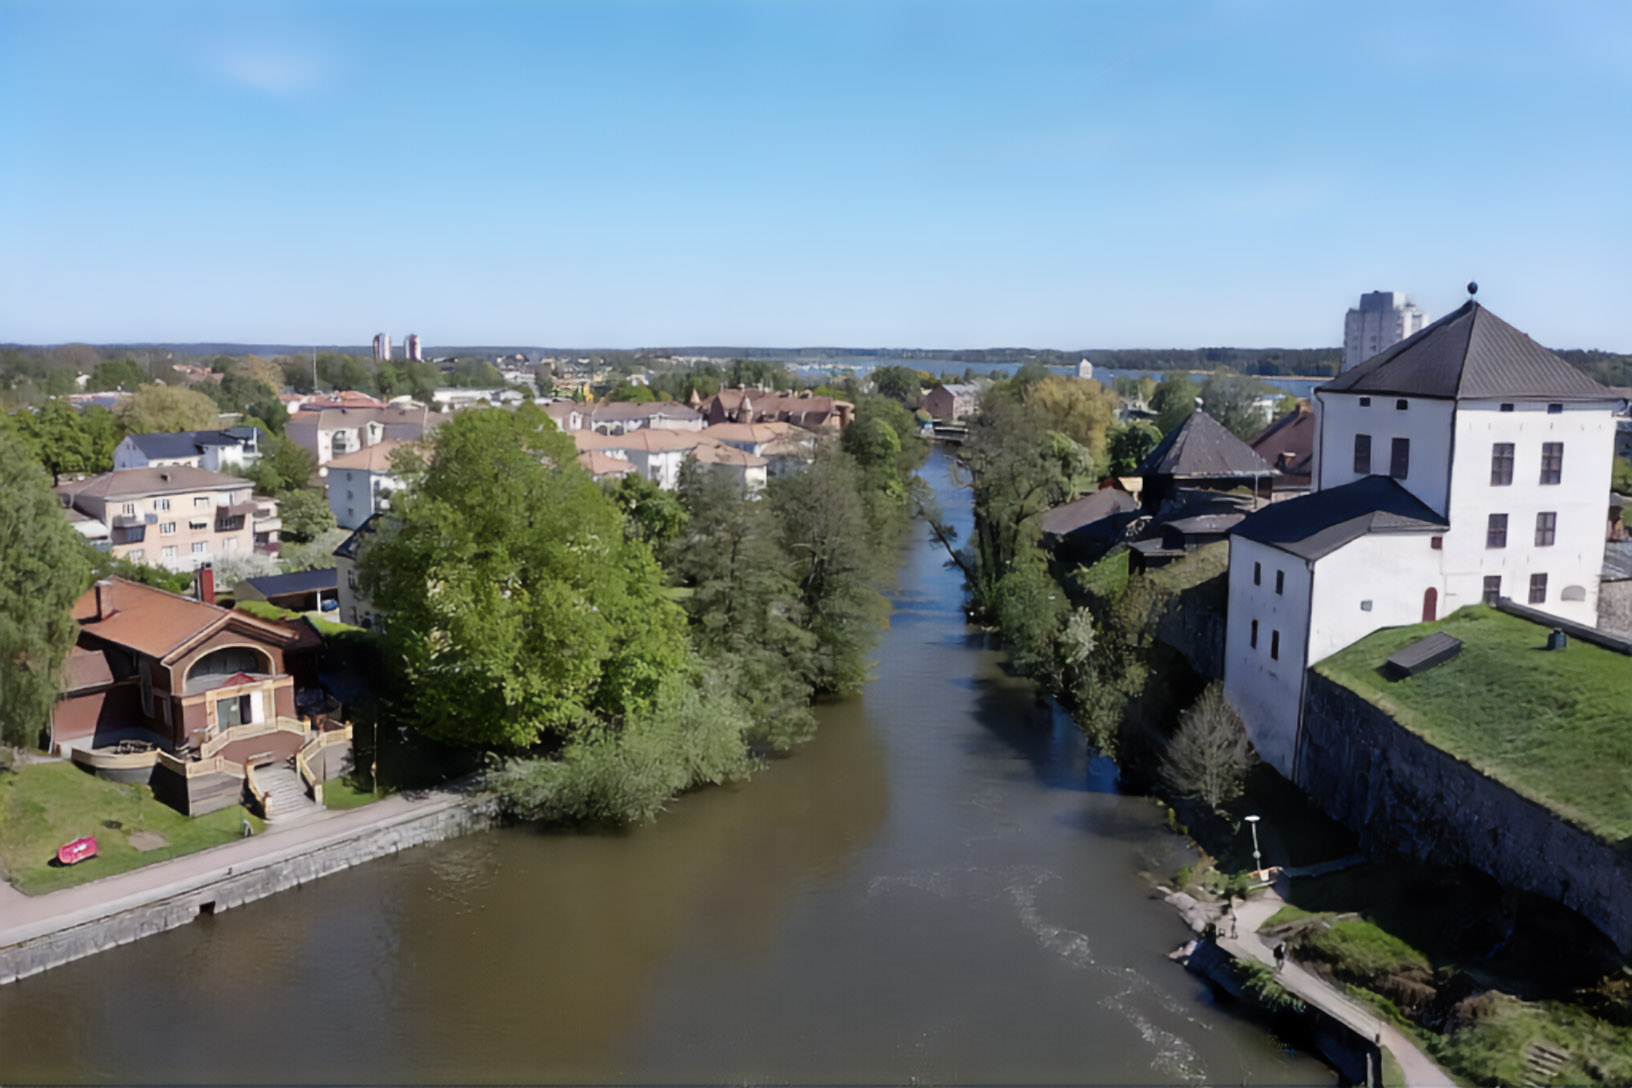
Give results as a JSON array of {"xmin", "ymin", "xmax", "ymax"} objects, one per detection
[
  {"xmin": 196, "ymin": 563, "xmax": 215, "ymax": 605},
  {"xmin": 94, "ymin": 579, "xmax": 116, "ymax": 621}
]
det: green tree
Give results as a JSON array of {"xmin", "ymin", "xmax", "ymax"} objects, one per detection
[
  {"xmin": 1025, "ymin": 375, "xmax": 1118, "ymax": 462},
  {"xmin": 117, "ymin": 384, "xmax": 220, "ymax": 434},
  {"xmin": 246, "ymin": 433, "xmax": 317, "ymax": 494},
  {"xmin": 87, "ymin": 358, "xmax": 150, "ymax": 392},
  {"xmin": 991, "ymin": 558, "xmax": 1068, "ymax": 680},
  {"xmin": 277, "ymin": 488, "xmax": 336, "ymax": 544},
  {"xmin": 1108, "ymin": 421, "xmax": 1162, "ymax": 475},
  {"xmin": 362, "ymin": 405, "xmax": 691, "ymax": 749},
  {"xmin": 0, "ymin": 428, "xmax": 92, "ymax": 747},
  {"xmin": 606, "ymin": 473, "xmax": 687, "ymax": 551},
  {"xmin": 770, "ymin": 449, "xmax": 890, "ymax": 695},
  {"xmin": 871, "ymin": 365, "xmax": 923, "ymax": 405},
  {"xmin": 13, "ymin": 400, "xmax": 112, "ymax": 483},
  {"xmin": 604, "ymin": 381, "xmax": 656, "ymax": 403},
  {"xmin": 1199, "ymin": 369, "xmax": 1271, "ymax": 439},
  {"xmin": 671, "ymin": 460, "xmax": 818, "ymax": 748},
  {"xmin": 1151, "ymin": 373, "xmax": 1200, "ymax": 434}
]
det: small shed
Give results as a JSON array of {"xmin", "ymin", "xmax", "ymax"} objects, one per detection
[{"xmin": 235, "ymin": 568, "xmax": 339, "ymax": 614}]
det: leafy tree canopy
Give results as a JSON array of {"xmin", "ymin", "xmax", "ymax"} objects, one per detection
[
  {"xmin": 361, "ymin": 405, "xmax": 692, "ymax": 750},
  {"xmin": 87, "ymin": 358, "xmax": 151, "ymax": 393},
  {"xmin": 1199, "ymin": 369, "xmax": 1273, "ymax": 440},
  {"xmin": 246, "ymin": 433, "xmax": 317, "ymax": 495},
  {"xmin": 0, "ymin": 427, "xmax": 92, "ymax": 746},
  {"xmin": 1150, "ymin": 373, "xmax": 1200, "ymax": 434},
  {"xmin": 117, "ymin": 384, "xmax": 220, "ymax": 435},
  {"xmin": 1024, "ymin": 375, "xmax": 1118, "ymax": 462},
  {"xmin": 277, "ymin": 488, "xmax": 336, "ymax": 544},
  {"xmin": 1108, "ymin": 420, "xmax": 1162, "ymax": 476}
]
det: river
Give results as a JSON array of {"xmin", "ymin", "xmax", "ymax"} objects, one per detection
[{"xmin": 0, "ymin": 448, "xmax": 1330, "ymax": 1085}]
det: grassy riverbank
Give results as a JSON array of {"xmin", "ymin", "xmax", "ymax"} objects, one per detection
[{"xmin": 0, "ymin": 760, "xmax": 263, "ymax": 894}]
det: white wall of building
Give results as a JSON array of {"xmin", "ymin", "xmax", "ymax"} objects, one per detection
[
  {"xmin": 1307, "ymin": 533, "xmax": 1443, "ymax": 662},
  {"xmin": 1314, "ymin": 392, "xmax": 1456, "ymax": 513},
  {"xmin": 327, "ymin": 465, "xmax": 400, "ymax": 530},
  {"xmin": 1440, "ymin": 400, "xmax": 1616, "ymax": 625},
  {"xmin": 1223, "ymin": 536, "xmax": 1313, "ymax": 778}
]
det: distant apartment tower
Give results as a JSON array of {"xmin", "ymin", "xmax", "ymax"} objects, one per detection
[
  {"xmin": 1342, "ymin": 291, "xmax": 1425, "ymax": 371},
  {"xmin": 373, "ymin": 332, "xmax": 393, "ymax": 362},
  {"xmin": 405, "ymin": 333, "xmax": 422, "ymax": 362}
]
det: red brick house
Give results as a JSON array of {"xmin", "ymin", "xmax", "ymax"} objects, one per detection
[{"xmin": 52, "ymin": 578, "xmax": 351, "ymax": 815}]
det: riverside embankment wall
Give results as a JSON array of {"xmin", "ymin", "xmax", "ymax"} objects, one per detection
[
  {"xmin": 0, "ymin": 792, "xmax": 499, "ymax": 985},
  {"xmin": 1298, "ymin": 673, "xmax": 1632, "ymax": 955}
]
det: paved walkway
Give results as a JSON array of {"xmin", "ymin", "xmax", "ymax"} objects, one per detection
[
  {"xmin": 1219, "ymin": 875, "xmax": 1454, "ymax": 1088},
  {"xmin": 0, "ymin": 785, "xmax": 480, "ymax": 950}
]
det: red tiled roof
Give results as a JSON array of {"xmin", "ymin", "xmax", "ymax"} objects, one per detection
[{"xmin": 72, "ymin": 578, "xmax": 293, "ymax": 663}]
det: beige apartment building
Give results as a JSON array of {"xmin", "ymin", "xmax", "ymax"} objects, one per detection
[{"xmin": 57, "ymin": 467, "xmax": 281, "ymax": 572}]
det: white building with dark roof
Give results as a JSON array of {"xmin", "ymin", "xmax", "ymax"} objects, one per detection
[
  {"xmin": 113, "ymin": 428, "xmax": 264, "ymax": 473},
  {"xmin": 1342, "ymin": 290, "xmax": 1426, "ymax": 371},
  {"xmin": 1226, "ymin": 301, "xmax": 1622, "ymax": 775}
]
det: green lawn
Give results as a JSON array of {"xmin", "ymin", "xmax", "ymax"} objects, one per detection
[
  {"xmin": 321, "ymin": 776, "xmax": 378, "ymax": 810},
  {"xmin": 1315, "ymin": 606, "xmax": 1632, "ymax": 842},
  {"xmin": 0, "ymin": 761, "xmax": 263, "ymax": 894}
]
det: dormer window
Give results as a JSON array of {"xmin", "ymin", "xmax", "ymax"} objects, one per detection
[
  {"xmin": 1547, "ymin": 403, "xmax": 1563, "ymax": 415},
  {"xmin": 1500, "ymin": 403, "xmax": 1514, "ymax": 412}
]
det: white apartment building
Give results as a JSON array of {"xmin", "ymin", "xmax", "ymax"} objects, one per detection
[
  {"xmin": 1342, "ymin": 290, "xmax": 1426, "ymax": 371},
  {"xmin": 373, "ymin": 332, "xmax": 392, "ymax": 362},
  {"xmin": 1226, "ymin": 302, "xmax": 1620, "ymax": 776},
  {"xmin": 325, "ymin": 440, "xmax": 408, "ymax": 530}
]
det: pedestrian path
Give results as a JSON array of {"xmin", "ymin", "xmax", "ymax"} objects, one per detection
[
  {"xmin": 1219, "ymin": 875, "xmax": 1454, "ymax": 1088},
  {"xmin": 0, "ymin": 783, "xmax": 480, "ymax": 951}
]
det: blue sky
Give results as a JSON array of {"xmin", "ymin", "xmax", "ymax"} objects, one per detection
[{"xmin": 2, "ymin": 1, "xmax": 1628, "ymax": 350}]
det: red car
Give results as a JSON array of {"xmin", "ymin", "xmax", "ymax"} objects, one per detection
[{"xmin": 57, "ymin": 836, "xmax": 98, "ymax": 866}]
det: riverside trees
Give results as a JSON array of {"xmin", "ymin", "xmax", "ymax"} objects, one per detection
[{"xmin": 360, "ymin": 401, "xmax": 921, "ymax": 823}]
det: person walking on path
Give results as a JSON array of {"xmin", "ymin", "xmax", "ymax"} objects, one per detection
[{"xmin": 1273, "ymin": 941, "xmax": 1287, "ymax": 971}]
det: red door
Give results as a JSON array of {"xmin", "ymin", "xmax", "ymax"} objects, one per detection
[{"xmin": 1422, "ymin": 587, "xmax": 1437, "ymax": 623}]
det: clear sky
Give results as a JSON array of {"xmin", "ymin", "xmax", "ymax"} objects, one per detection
[{"xmin": 2, "ymin": 1, "xmax": 1628, "ymax": 350}]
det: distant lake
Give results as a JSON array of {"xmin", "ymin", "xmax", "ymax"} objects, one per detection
[{"xmin": 791, "ymin": 358, "xmax": 1328, "ymax": 400}]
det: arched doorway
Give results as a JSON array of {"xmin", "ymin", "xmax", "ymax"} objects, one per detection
[{"xmin": 1422, "ymin": 587, "xmax": 1437, "ymax": 623}]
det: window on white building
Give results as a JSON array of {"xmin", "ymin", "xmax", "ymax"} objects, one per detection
[
  {"xmin": 160, "ymin": 522, "xmax": 176, "ymax": 534},
  {"xmin": 1253, "ymin": 562, "xmax": 1261, "ymax": 586},
  {"xmin": 129, "ymin": 549, "xmax": 144, "ymax": 560},
  {"xmin": 194, "ymin": 496, "xmax": 209, "ymax": 507},
  {"xmin": 1250, "ymin": 620, "xmax": 1258, "ymax": 648},
  {"xmin": 1487, "ymin": 514, "xmax": 1508, "ymax": 549},
  {"xmin": 1540, "ymin": 443, "xmax": 1563, "ymax": 485},
  {"xmin": 1360, "ymin": 600, "xmax": 1373, "ymax": 611},
  {"xmin": 1499, "ymin": 403, "xmax": 1514, "ymax": 412},
  {"xmin": 1483, "ymin": 576, "xmax": 1502, "ymax": 604},
  {"xmin": 1535, "ymin": 512, "xmax": 1557, "ymax": 547},
  {"xmin": 1359, "ymin": 397, "xmax": 1371, "ymax": 408},
  {"xmin": 1270, "ymin": 630, "xmax": 1280, "ymax": 660},
  {"xmin": 156, "ymin": 498, "xmax": 171, "ymax": 511},
  {"xmin": 1490, "ymin": 443, "xmax": 1514, "ymax": 486},
  {"xmin": 191, "ymin": 541, "xmax": 206, "ymax": 554},
  {"xmin": 1274, "ymin": 570, "xmax": 1284, "ymax": 595},
  {"xmin": 1395, "ymin": 399, "xmax": 1408, "ymax": 410},
  {"xmin": 1389, "ymin": 438, "xmax": 1410, "ymax": 479},
  {"xmin": 1529, "ymin": 573, "xmax": 1548, "ymax": 604},
  {"xmin": 122, "ymin": 503, "xmax": 135, "ymax": 516},
  {"xmin": 1547, "ymin": 403, "xmax": 1563, "ymax": 415},
  {"xmin": 161, "ymin": 546, "xmax": 177, "ymax": 559},
  {"xmin": 1353, "ymin": 434, "xmax": 1372, "ymax": 474}
]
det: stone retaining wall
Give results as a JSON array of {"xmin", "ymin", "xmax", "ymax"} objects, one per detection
[
  {"xmin": 1298, "ymin": 673, "xmax": 1632, "ymax": 954},
  {"xmin": 0, "ymin": 793, "xmax": 500, "ymax": 986}
]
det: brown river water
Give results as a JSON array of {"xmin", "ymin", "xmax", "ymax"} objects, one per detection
[{"xmin": 0, "ymin": 448, "xmax": 1331, "ymax": 1085}]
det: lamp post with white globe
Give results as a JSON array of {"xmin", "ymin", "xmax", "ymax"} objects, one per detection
[{"xmin": 1245, "ymin": 814, "xmax": 1263, "ymax": 876}]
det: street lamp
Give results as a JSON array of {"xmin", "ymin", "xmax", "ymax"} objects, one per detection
[{"xmin": 1244, "ymin": 814, "xmax": 1263, "ymax": 875}]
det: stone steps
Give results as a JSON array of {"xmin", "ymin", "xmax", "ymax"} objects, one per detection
[
  {"xmin": 1521, "ymin": 1040, "xmax": 1569, "ymax": 1087},
  {"xmin": 256, "ymin": 766, "xmax": 322, "ymax": 824}
]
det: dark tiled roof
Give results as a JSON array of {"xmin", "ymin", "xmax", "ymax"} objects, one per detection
[
  {"xmin": 1232, "ymin": 476, "xmax": 1448, "ymax": 561},
  {"xmin": 1604, "ymin": 542, "xmax": 1632, "ymax": 582},
  {"xmin": 333, "ymin": 513, "xmax": 381, "ymax": 561},
  {"xmin": 243, "ymin": 568, "xmax": 338, "ymax": 598},
  {"xmin": 127, "ymin": 428, "xmax": 262, "ymax": 458},
  {"xmin": 1322, "ymin": 301, "xmax": 1615, "ymax": 401},
  {"xmin": 1249, "ymin": 406, "xmax": 1315, "ymax": 477},
  {"xmin": 1035, "ymin": 489, "xmax": 1139, "ymax": 538},
  {"xmin": 1138, "ymin": 410, "xmax": 1271, "ymax": 478}
]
